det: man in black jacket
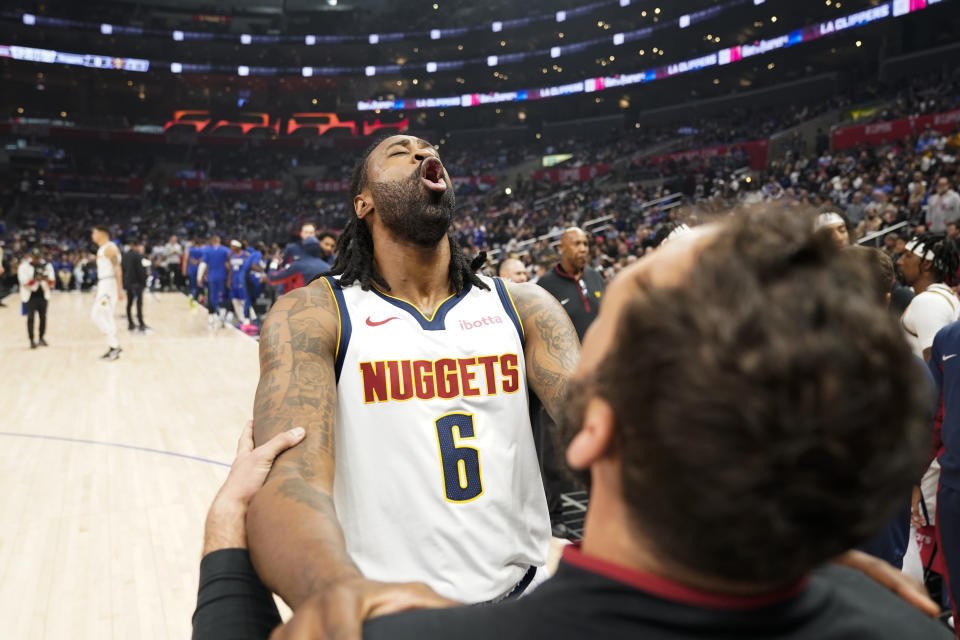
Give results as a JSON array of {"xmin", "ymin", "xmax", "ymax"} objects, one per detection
[
  {"xmin": 122, "ymin": 240, "xmax": 148, "ymax": 332},
  {"xmin": 536, "ymin": 227, "xmax": 604, "ymax": 341},
  {"xmin": 534, "ymin": 226, "xmax": 604, "ymax": 532},
  {"xmin": 193, "ymin": 208, "xmax": 949, "ymax": 640}
]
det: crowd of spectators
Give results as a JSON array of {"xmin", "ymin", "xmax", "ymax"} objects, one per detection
[{"xmin": 3, "ymin": 66, "xmax": 960, "ymax": 308}]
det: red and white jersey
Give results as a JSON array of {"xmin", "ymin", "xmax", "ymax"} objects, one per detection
[{"xmin": 321, "ymin": 274, "xmax": 550, "ymax": 602}]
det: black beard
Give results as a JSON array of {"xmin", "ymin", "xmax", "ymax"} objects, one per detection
[{"xmin": 370, "ymin": 166, "xmax": 456, "ymax": 247}]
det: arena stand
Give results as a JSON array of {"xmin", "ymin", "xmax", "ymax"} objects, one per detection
[{"xmin": 2, "ymin": 56, "xmax": 959, "ymax": 309}]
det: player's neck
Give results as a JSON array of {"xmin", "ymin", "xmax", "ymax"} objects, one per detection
[
  {"xmin": 913, "ymin": 275, "xmax": 938, "ymax": 295},
  {"xmin": 580, "ymin": 463, "xmax": 789, "ymax": 597},
  {"xmin": 373, "ymin": 232, "xmax": 453, "ymax": 312}
]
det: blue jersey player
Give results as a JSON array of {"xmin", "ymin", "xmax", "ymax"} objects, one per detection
[
  {"xmin": 228, "ymin": 240, "xmax": 249, "ymax": 324},
  {"xmin": 240, "ymin": 242, "xmax": 265, "ymax": 326},
  {"xmin": 186, "ymin": 236, "xmax": 206, "ymax": 303},
  {"xmin": 200, "ymin": 234, "xmax": 231, "ymax": 328}
]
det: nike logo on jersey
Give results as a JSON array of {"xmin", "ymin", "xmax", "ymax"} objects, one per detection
[
  {"xmin": 560, "ymin": 298, "xmax": 570, "ymax": 305},
  {"xmin": 366, "ymin": 316, "xmax": 400, "ymax": 327},
  {"xmin": 945, "ymin": 354, "xmax": 958, "ymax": 362}
]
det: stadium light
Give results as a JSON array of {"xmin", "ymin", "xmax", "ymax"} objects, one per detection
[
  {"xmin": 305, "ymin": 35, "xmax": 316, "ymax": 45},
  {"xmin": 556, "ymin": 11, "xmax": 566, "ymax": 22},
  {"xmin": 492, "ymin": 22, "xmax": 502, "ymax": 32},
  {"xmin": 431, "ymin": 29, "xmax": 441, "ymax": 40},
  {"xmin": 237, "ymin": 65, "xmax": 250, "ymax": 76},
  {"xmin": 487, "ymin": 55, "xmax": 498, "ymax": 66},
  {"xmin": 620, "ymin": 0, "xmax": 630, "ymax": 6},
  {"xmin": 240, "ymin": 34, "xmax": 252, "ymax": 45},
  {"xmin": 170, "ymin": 62, "xmax": 182, "ymax": 73},
  {"xmin": 426, "ymin": 62, "xmax": 438, "ymax": 72},
  {"xmin": 613, "ymin": 33, "xmax": 625, "ymax": 45},
  {"xmin": 679, "ymin": 15, "xmax": 691, "ymax": 28},
  {"xmin": 369, "ymin": 34, "xmax": 379, "ymax": 44},
  {"xmin": 551, "ymin": 46, "xmax": 561, "ymax": 58},
  {"xmin": 101, "ymin": 24, "xmax": 113, "ymax": 35},
  {"xmin": 302, "ymin": 67, "xmax": 313, "ymax": 77},
  {"xmin": 22, "ymin": 13, "xmax": 36, "ymax": 25},
  {"xmin": 365, "ymin": 66, "xmax": 376, "ymax": 76},
  {"xmin": 172, "ymin": 30, "xmax": 184, "ymax": 41}
]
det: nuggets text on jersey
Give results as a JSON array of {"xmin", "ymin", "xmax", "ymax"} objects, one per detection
[{"xmin": 359, "ymin": 354, "xmax": 521, "ymax": 403}]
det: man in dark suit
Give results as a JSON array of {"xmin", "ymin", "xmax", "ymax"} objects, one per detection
[{"xmin": 122, "ymin": 240, "xmax": 149, "ymax": 332}]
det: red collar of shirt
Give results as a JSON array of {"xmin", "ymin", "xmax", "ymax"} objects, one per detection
[
  {"xmin": 554, "ymin": 263, "xmax": 585, "ymax": 281},
  {"xmin": 561, "ymin": 545, "xmax": 809, "ymax": 611}
]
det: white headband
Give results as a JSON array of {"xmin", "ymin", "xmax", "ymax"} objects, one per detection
[
  {"xmin": 814, "ymin": 212, "xmax": 845, "ymax": 231},
  {"xmin": 905, "ymin": 239, "xmax": 936, "ymax": 262},
  {"xmin": 661, "ymin": 223, "xmax": 691, "ymax": 246}
]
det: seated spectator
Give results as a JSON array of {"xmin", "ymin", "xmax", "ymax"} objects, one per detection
[
  {"xmin": 193, "ymin": 207, "xmax": 948, "ymax": 639},
  {"xmin": 857, "ymin": 204, "xmax": 884, "ymax": 240}
]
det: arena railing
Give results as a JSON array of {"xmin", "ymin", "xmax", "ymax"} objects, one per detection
[
  {"xmin": 856, "ymin": 220, "xmax": 910, "ymax": 247},
  {"xmin": 486, "ymin": 192, "xmax": 682, "ymax": 261}
]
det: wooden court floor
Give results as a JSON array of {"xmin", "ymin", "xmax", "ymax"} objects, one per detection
[{"xmin": 0, "ymin": 291, "xmax": 263, "ymax": 639}]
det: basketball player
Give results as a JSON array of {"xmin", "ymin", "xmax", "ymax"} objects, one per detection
[
  {"xmin": 815, "ymin": 211, "xmax": 851, "ymax": 249},
  {"xmin": 90, "ymin": 225, "xmax": 123, "ymax": 360},
  {"xmin": 201, "ymin": 235, "xmax": 231, "ymax": 329},
  {"xmin": 195, "ymin": 208, "xmax": 948, "ymax": 640},
  {"xmin": 228, "ymin": 240, "xmax": 249, "ymax": 324},
  {"xmin": 896, "ymin": 233, "xmax": 960, "ymax": 579},
  {"xmin": 241, "ymin": 242, "xmax": 266, "ymax": 327},
  {"xmin": 184, "ymin": 235, "xmax": 205, "ymax": 304},
  {"xmin": 898, "ymin": 234, "xmax": 960, "ymax": 362},
  {"xmin": 247, "ymin": 135, "xmax": 580, "ymax": 616}
]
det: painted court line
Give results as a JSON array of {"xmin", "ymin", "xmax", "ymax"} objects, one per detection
[{"xmin": 0, "ymin": 431, "xmax": 231, "ymax": 467}]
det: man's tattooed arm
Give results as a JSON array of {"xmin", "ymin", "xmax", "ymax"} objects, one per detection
[
  {"xmin": 247, "ymin": 281, "xmax": 361, "ymax": 608},
  {"xmin": 507, "ymin": 282, "xmax": 581, "ymax": 424}
]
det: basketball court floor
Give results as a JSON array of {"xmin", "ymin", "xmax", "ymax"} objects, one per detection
[{"xmin": 0, "ymin": 291, "xmax": 264, "ymax": 639}]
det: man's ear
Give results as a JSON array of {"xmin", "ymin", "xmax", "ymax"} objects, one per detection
[
  {"xmin": 354, "ymin": 192, "xmax": 373, "ymax": 220},
  {"xmin": 566, "ymin": 398, "xmax": 617, "ymax": 471}
]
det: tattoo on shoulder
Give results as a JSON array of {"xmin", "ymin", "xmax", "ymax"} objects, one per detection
[
  {"xmin": 508, "ymin": 283, "xmax": 580, "ymax": 418},
  {"xmin": 254, "ymin": 282, "xmax": 340, "ymax": 472}
]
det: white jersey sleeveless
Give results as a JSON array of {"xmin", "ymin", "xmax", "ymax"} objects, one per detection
[
  {"xmin": 322, "ymin": 274, "xmax": 550, "ymax": 602},
  {"xmin": 901, "ymin": 283, "xmax": 960, "ymax": 359},
  {"xmin": 96, "ymin": 243, "xmax": 116, "ymax": 281}
]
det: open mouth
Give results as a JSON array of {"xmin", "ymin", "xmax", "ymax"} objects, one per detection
[{"xmin": 420, "ymin": 157, "xmax": 447, "ymax": 193}]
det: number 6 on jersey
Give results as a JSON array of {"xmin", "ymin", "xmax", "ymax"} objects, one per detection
[{"xmin": 435, "ymin": 412, "xmax": 483, "ymax": 502}]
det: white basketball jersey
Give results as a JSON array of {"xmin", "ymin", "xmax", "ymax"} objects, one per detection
[
  {"xmin": 322, "ymin": 274, "xmax": 550, "ymax": 602},
  {"xmin": 96, "ymin": 243, "xmax": 116, "ymax": 281}
]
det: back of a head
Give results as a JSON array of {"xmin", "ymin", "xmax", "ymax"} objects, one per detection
[
  {"xmin": 593, "ymin": 206, "xmax": 929, "ymax": 585},
  {"xmin": 302, "ymin": 236, "xmax": 322, "ymax": 258}
]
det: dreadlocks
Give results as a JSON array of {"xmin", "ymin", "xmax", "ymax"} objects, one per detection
[
  {"xmin": 326, "ymin": 135, "xmax": 488, "ymax": 293},
  {"xmin": 909, "ymin": 232, "xmax": 960, "ymax": 285}
]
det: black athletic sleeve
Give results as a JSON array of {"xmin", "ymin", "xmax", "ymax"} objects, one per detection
[{"xmin": 192, "ymin": 549, "xmax": 282, "ymax": 640}]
